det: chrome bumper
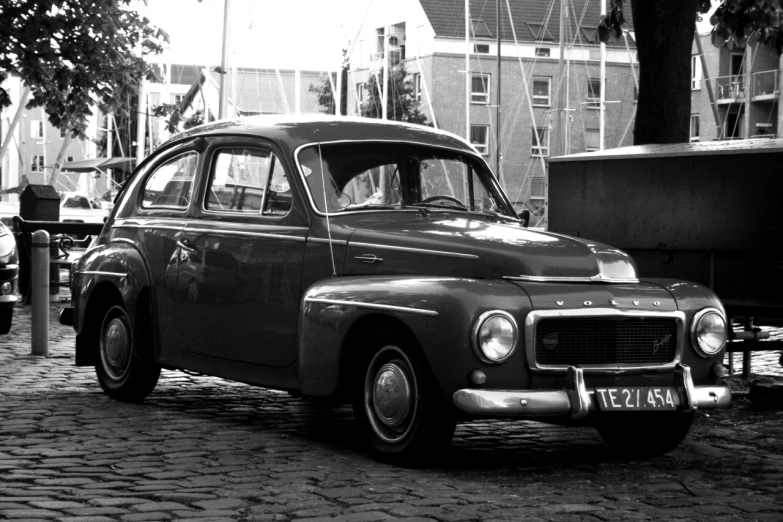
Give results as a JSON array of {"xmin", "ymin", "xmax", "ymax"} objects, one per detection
[{"xmin": 453, "ymin": 364, "xmax": 731, "ymax": 420}]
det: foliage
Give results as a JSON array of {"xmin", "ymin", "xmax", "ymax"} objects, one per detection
[
  {"xmin": 0, "ymin": 0, "xmax": 168, "ymax": 138},
  {"xmin": 360, "ymin": 62, "xmax": 429, "ymax": 125},
  {"xmin": 310, "ymin": 48, "xmax": 349, "ymax": 115},
  {"xmin": 599, "ymin": 0, "xmax": 783, "ymax": 55},
  {"xmin": 710, "ymin": 0, "xmax": 783, "ymax": 53},
  {"xmin": 152, "ymin": 103, "xmax": 213, "ymax": 135}
]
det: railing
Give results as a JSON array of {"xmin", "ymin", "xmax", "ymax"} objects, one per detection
[
  {"xmin": 752, "ymin": 69, "xmax": 779, "ymax": 98},
  {"xmin": 715, "ymin": 75, "xmax": 745, "ymax": 99}
]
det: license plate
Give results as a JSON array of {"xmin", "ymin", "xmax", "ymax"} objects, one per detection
[{"xmin": 596, "ymin": 387, "xmax": 679, "ymax": 411}]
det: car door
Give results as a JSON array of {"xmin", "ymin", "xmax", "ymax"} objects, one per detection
[
  {"xmin": 115, "ymin": 144, "xmax": 200, "ymax": 364},
  {"xmin": 175, "ymin": 139, "xmax": 308, "ymax": 367}
]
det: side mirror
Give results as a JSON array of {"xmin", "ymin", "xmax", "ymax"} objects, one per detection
[{"xmin": 518, "ymin": 209, "xmax": 530, "ymax": 228}]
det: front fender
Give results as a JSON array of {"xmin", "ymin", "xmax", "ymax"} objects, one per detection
[
  {"xmin": 298, "ymin": 275, "xmax": 532, "ymax": 397},
  {"xmin": 73, "ymin": 240, "xmax": 152, "ymax": 338}
]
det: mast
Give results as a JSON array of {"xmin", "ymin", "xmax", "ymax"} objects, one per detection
[
  {"xmin": 465, "ymin": 0, "xmax": 470, "ymax": 140},
  {"xmin": 599, "ymin": 0, "xmax": 606, "ymax": 150},
  {"xmin": 218, "ymin": 0, "xmax": 231, "ymax": 119},
  {"xmin": 553, "ymin": 0, "xmax": 566, "ymax": 157},
  {"xmin": 495, "ymin": 0, "xmax": 502, "ymax": 179},
  {"xmin": 382, "ymin": 25, "xmax": 390, "ymax": 120}
]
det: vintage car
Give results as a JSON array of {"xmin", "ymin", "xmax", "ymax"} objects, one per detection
[
  {"xmin": 0, "ymin": 220, "xmax": 18, "ymax": 334},
  {"xmin": 60, "ymin": 116, "xmax": 731, "ymax": 460}
]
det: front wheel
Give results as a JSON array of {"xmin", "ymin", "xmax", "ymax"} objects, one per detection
[
  {"xmin": 353, "ymin": 335, "xmax": 456, "ymax": 461},
  {"xmin": 0, "ymin": 308, "xmax": 12, "ymax": 334},
  {"xmin": 596, "ymin": 411, "xmax": 694, "ymax": 456},
  {"xmin": 95, "ymin": 304, "xmax": 160, "ymax": 402}
]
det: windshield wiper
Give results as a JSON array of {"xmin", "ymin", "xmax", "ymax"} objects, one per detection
[{"xmin": 465, "ymin": 208, "xmax": 520, "ymax": 223}]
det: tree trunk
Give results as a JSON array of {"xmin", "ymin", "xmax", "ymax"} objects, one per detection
[
  {"xmin": 631, "ymin": 0, "xmax": 697, "ymax": 144},
  {"xmin": 48, "ymin": 133, "xmax": 73, "ymax": 187}
]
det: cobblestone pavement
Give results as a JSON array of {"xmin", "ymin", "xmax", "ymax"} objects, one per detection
[{"xmin": 1, "ymin": 299, "xmax": 782, "ymax": 522}]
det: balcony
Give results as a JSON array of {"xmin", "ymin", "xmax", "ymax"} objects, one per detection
[
  {"xmin": 751, "ymin": 69, "xmax": 779, "ymax": 102},
  {"xmin": 716, "ymin": 75, "xmax": 745, "ymax": 104}
]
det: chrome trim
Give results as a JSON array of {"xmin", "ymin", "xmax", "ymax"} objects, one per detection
[
  {"xmin": 452, "ymin": 363, "xmax": 731, "ymax": 417},
  {"xmin": 113, "ymin": 219, "xmax": 189, "ymax": 232},
  {"xmin": 111, "ymin": 238, "xmax": 138, "ymax": 246},
  {"xmin": 76, "ymin": 270, "xmax": 127, "ymax": 279},
  {"xmin": 503, "ymin": 274, "xmax": 640, "ymax": 284},
  {"xmin": 690, "ymin": 307, "xmax": 728, "ymax": 358},
  {"xmin": 293, "ymin": 138, "xmax": 515, "ymax": 218},
  {"xmin": 304, "ymin": 297, "xmax": 438, "ymax": 317},
  {"xmin": 182, "ymin": 226, "xmax": 307, "ymax": 242},
  {"xmin": 351, "ymin": 242, "xmax": 478, "ymax": 260},
  {"xmin": 525, "ymin": 308, "xmax": 687, "ymax": 374},
  {"xmin": 471, "ymin": 310, "xmax": 519, "ymax": 364},
  {"xmin": 307, "ymin": 237, "xmax": 349, "ymax": 246}
]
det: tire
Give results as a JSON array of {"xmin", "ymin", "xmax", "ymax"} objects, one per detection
[
  {"xmin": 94, "ymin": 304, "xmax": 160, "ymax": 402},
  {"xmin": 596, "ymin": 411, "xmax": 694, "ymax": 456},
  {"xmin": 353, "ymin": 331, "xmax": 456, "ymax": 461},
  {"xmin": 0, "ymin": 308, "xmax": 12, "ymax": 334}
]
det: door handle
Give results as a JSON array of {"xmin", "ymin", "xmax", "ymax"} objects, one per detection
[
  {"xmin": 176, "ymin": 238, "xmax": 195, "ymax": 252},
  {"xmin": 355, "ymin": 254, "xmax": 382, "ymax": 264}
]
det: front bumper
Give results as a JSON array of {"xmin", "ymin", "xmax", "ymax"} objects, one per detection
[{"xmin": 453, "ymin": 364, "xmax": 731, "ymax": 420}]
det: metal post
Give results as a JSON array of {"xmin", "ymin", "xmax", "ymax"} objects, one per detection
[
  {"xmin": 31, "ymin": 230, "xmax": 49, "ymax": 357},
  {"xmin": 743, "ymin": 317, "xmax": 753, "ymax": 378}
]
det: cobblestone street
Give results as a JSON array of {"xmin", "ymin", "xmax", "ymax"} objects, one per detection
[{"xmin": 1, "ymin": 301, "xmax": 783, "ymax": 521}]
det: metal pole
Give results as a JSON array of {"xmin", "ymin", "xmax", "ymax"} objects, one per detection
[
  {"xmin": 31, "ymin": 230, "xmax": 49, "ymax": 357},
  {"xmin": 599, "ymin": 0, "xmax": 606, "ymax": 150},
  {"xmin": 218, "ymin": 0, "xmax": 231, "ymax": 119}
]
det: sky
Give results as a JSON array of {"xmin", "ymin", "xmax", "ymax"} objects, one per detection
[{"xmin": 142, "ymin": 0, "xmax": 369, "ymax": 71}]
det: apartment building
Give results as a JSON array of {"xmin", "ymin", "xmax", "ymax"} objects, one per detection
[
  {"xmin": 691, "ymin": 31, "xmax": 781, "ymax": 142},
  {"xmin": 346, "ymin": 0, "xmax": 638, "ymax": 218}
]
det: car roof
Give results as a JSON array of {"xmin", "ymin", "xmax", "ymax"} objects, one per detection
[{"xmin": 163, "ymin": 115, "xmax": 477, "ymax": 156}]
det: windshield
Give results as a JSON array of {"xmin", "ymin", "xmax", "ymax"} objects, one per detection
[{"xmin": 298, "ymin": 142, "xmax": 515, "ymax": 218}]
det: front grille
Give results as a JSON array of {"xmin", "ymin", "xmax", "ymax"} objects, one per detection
[{"xmin": 535, "ymin": 317, "xmax": 678, "ymax": 366}]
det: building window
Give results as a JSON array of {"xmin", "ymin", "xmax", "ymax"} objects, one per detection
[
  {"xmin": 60, "ymin": 128, "xmax": 66, "ymax": 138},
  {"xmin": 535, "ymin": 47, "xmax": 550, "ymax": 57},
  {"xmin": 587, "ymin": 78, "xmax": 601, "ymax": 109},
  {"xmin": 31, "ymin": 120, "xmax": 43, "ymax": 139},
  {"xmin": 30, "ymin": 156, "xmax": 45, "ymax": 172},
  {"xmin": 171, "ymin": 94, "xmax": 185, "ymax": 105},
  {"xmin": 532, "ymin": 77, "xmax": 551, "ymax": 106},
  {"xmin": 691, "ymin": 55, "xmax": 702, "ymax": 90},
  {"xmin": 530, "ymin": 177, "xmax": 546, "ymax": 200},
  {"xmin": 471, "ymin": 73, "xmax": 490, "ymax": 104},
  {"xmin": 473, "ymin": 43, "xmax": 490, "ymax": 54},
  {"xmin": 356, "ymin": 83, "xmax": 365, "ymax": 105},
  {"xmin": 470, "ymin": 125, "xmax": 489, "ymax": 155},
  {"xmin": 585, "ymin": 129, "xmax": 600, "ymax": 151},
  {"xmin": 526, "ymin": 23, "xmax": 554, "ymax": 42},
  {"xmin": 412, "ymin": 73, "xmax": 422, "ymax": 103},
  {"xmin": 690, "ymin": 114, "xmax": 700, "ymax": 141},
  {"xmin": 531, "ymin": 126, "xmax": 549, "ymax": 157}
]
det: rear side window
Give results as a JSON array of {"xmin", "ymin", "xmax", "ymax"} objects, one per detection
[
  {"xmin": 142, "ymin": 152, "xmax": 198, "ymax": 209},
  {"xmin": 206, "ymin": 148, "xmax": 292, "ymax": 216}
]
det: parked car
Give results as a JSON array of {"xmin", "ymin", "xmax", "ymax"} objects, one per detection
[
  {"xmin": 59, "ymin": 192, "xmax": 110, "ymax": 224},
  {"xmin": 0, "ymin": 221, "xmax": 18, "ymax": 334},
  {"xmin": 61, "ymin": 116, "xmax": 731, "ymax": 460}
]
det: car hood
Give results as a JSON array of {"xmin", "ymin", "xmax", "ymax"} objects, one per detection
[{"xmin": 342, "ymin": 214, "xmax": 638, "ymax": 282}]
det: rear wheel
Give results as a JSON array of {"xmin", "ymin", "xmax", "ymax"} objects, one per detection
[
  {"xmin": 596, "ymin": 411, "xmax": 694, "ymax": 456},
  {"xmin": 353, "ymin": 332, "xmax": 456, "ymax": 461},
  {"xmin": 95, "ymin": 304, "xmax": 160, "ymax": 402}
]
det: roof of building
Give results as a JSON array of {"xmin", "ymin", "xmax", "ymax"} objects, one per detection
[
  {"xmin": 419, "ymin": 0, "xmax": 634, "ymax": 47},
  {"xmin": 205, "ymin": 68, "xmax": 333, "ymax": 115}
]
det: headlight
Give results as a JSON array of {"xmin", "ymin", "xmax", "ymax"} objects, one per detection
[
  {"xmin": 691, "ymin": 308, "xmax": 727, "ymax": 357},
  {"xmin": 473, "ymin": 311, "xmax": 518, "ymax": 363}
]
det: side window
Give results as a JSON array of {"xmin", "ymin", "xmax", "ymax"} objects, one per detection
[
  {"xmin": 206, "ymin": 148, "xmax": 291, "ymax": 216},
  {"xmin": 142, "ymin": 152, "xmax": 198, "ymax": 209}
]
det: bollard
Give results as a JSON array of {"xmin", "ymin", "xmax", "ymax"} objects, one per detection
[{"xmin": 31, "ymin": 229, "xmax": 49, "ymax": 356}]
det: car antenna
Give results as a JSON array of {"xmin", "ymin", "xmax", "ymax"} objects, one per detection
[{"xmin": 317, "ymin": 143, "xmax": 337, "ymax": 277}]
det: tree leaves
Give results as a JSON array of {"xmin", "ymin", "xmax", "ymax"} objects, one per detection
[
  {"xmin": 710, "ymin": 0, "xmax": 783, "ymax": 55},
  {"xmin": 0, "ymin": 0, "xmax": 168, "ymax": 139}
]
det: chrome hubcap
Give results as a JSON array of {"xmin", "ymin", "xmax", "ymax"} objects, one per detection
[
  {"xmin": 373, "ymin": 362, "xmax": 411, "ymax": 427},
  {"xmin": 364, "ymin": 346, "xmax": 417, "ymax": 444},
  {"xmin": 102, "ymin": 315, "xmax": 131, "ymax": 380}
]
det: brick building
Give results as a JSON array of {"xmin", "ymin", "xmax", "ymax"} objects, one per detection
[
  {"xmin": 345, "ymin": 0, "xmax": 638, "ymax": 220},
  {"xmin": 691, "ymin": 30, "xmax": 781, "ymax": 143}
]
